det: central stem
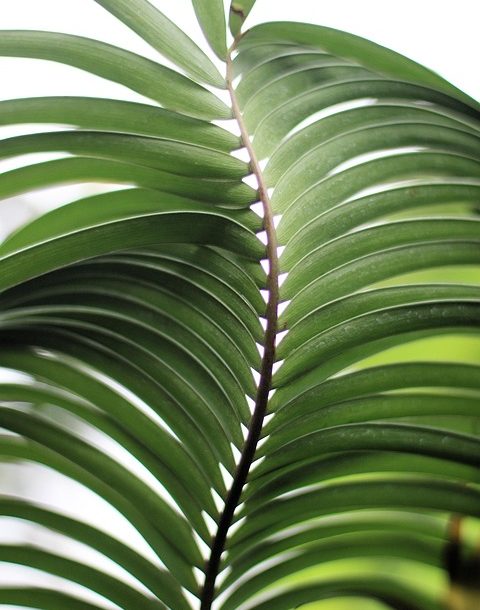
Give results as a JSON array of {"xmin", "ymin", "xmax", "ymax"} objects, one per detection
[{"xmin": 199, "ymin": 42, "xmax": 280, "ymax": 610}]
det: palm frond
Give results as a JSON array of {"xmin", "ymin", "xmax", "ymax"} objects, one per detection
[{"xmin": 0, "ymin": 3, "xmax": 479, "ymax": 610}]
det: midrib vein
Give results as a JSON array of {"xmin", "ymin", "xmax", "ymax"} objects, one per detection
[{"xmin": 199, "ymin": 43, "xmax": 280, "ymax": 610}]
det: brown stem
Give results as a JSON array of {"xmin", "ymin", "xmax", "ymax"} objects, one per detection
[{"xmin": 199, "ymin": 41, "xmax": 280, "ymax": 610}]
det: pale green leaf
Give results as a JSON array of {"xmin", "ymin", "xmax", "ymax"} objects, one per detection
[
  {"xmin": 192, "ymin": 0, "xmax": 228, "ymax": 59},
  {"xmin": 95, "ymin": 0, "xmax": 225, "ymax": 86}
]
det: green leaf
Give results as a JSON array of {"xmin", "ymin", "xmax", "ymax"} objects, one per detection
[
  {"xmin": 0, "ymin": 435, "xmax": 200, "ymax": 592},
  {"xmin": 269, "ymin": 361, "xmax": 480, "ymax": 415},
  {"xmin": 279, "ymin": 284, "xmax": 480, "ymax": 358},
  {"xmin": 0, "ymin": 131, "xmax": 248, "ymax": 179},
  {"xmin": 239, "ymin": 22, "xmax": 480, "ymax": 108},
  {"xmin": 224, "ymin": 577, "xmax": 439, "ymax": 610},
  {"xmin": 275, "ymin": 300, "xmax": 480, "ymax": 387},
  {"xmin": 2, "ymin": 306, "xmax": 247, "ymax": 447},
  {"xmin": 0, "ymin": 342, "xmax": 229, "ymax": 491},
  {"xmin": 94, "ymin": 0, "xmax": 225, "ymax": 87},
  {"xmin": 223, "ymin": 511, "xmax": 447, "ymax": 586},
  {"xmin": 0, "ymin": 158, "xmax": 255, "ymax": 208},
  {"xmin": 0, "ymin": 31, "xmax": 230, "ymax": 119},
  {"xmin": 0, "ymin": 408, "xmax": 202, "ymax": 580},
  {"xmin": 0, "ymin": 380, "xmax": 216, "ymax": 536},
  {"xmin": 270, "ymin": 125, "xmax": 480, "ymax": 217},
  {"xmin": 256, "ymin": 422, "xmax": 480, "ymax": 474},
  {"xmin": 0, "ymin": 209, "xmax": 263, "ymax": 293},
  {"xmin": 246, "ymin": 78, "xmax": 479, "ymax": 158},
  {"xmin": 245, "ymin": 452, "xmax": 480, "ymax": 514},
  {"xmin": 221, "ymin": 534, "xmax": 442, "ymax": 610},
  {"xmin": 229, "ymin": 0, "xmax": 257, "ymax": 36},
  {"xmin": 0, "ymin": 587, "xmax": 120, "ymax": 610},
  {"xmin": 229, "ymin": 479, "xmax": 480, "ymax": 545},
  {"xmin": 0, "ymin": 97, "xmax": 239, "ymax": 151},
  {"xmin": 0, "ymin": 188, "xmax": 256, "ymax": 255},
  {"xmin": 0, "ymin": 498, "xmax": 189, "ymax": 609},
  {"xmin": 0, "ymin": 545, "xmax": 164, "ymax": 610},
  {"xmin": 235, "ymin": 52, "xmax": 356, "ymax": 105},
  {"xmin": 192, "ymin": 0, "xmax": 228, "ymax": 59}
]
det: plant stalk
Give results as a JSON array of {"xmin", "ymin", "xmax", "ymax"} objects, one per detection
[{"xmin": 199, "ymin": 40, "xmax": 280, "ymax": 610}]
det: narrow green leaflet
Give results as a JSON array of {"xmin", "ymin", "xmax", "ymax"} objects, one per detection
[
  {"xmin": 230, "ymin": 479, "xmax": 480, "ymax": 545},
  {"xmin": 245, "ymin": 452, "xmax": 480, "ymax": 512},
  {"xmin": 256, "ymin": 422, "xmax": 480, "ymax": 474},
  {"xmin": 226, "ymin": 577, "xmax": 439, "ymax": 610},
  {"xmin": 239, "ymin": 22, "xmax": 480, "ymax": 107},
  {"xmin": 229, "ymin": 0, "xmax": 257, "ymax": 36},
  {"xmin": 0, "ymin": 545, "xmax": 164, "ymax": 610},
  {"xmin": 0, "ymin": 97, "xmax": 240, "ymax": 151},
  {"xmin": 0, "ymin": 587, "xmax": 122, "ymax": 610},
  {"xmin": 280, "ymin": 284, "xmax": 480, "ymax": 358},
  {"xmin": 0, "ymin": 498, "xmax": 189, "ymax": 609},
  {"xmin": 94, "ymin": 0, "xmax": 225, "ymax": 86},
  {"xmin": 0, "ymin": 210, "xmax": 263, "ymax": 293},
  {"xmin": 0, "ymin": 158, "xmax": 256, "ymax": 208},
  {"xmin": 192, "ymin": 0, "xmax": 228, "ymax": 59},
  {"xmin": 249, "ymin": 80, "xmax": 480, "ymax": 158},
  {"xmin": 269, "ymin": 361, "xmax": 480, "ymax": 416},
  {"xmin": 0, "ymin": 132, "xmax": 247, "ymax": 179},
  {"xmin": 0, "ymin": 188, "xmax": 258, "ymax": 255},
  {"xmin": 0, "ymin": 377, "xmax": 218, "ymax": 530},
  {"xmin": 220, "ymin": 536, "xmax": 442, "ymax": 609},
  {"xmin": 222, "ymin": 511, "xmax": 447, "ymax": 583},
  {"xmin": 0, "ymin": 31, "xmax": 230, "ymax": 119}
]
